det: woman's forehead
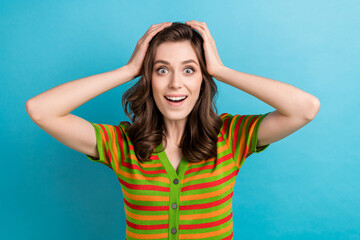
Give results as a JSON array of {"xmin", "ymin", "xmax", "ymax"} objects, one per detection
[{"xmin": 154, "ymin": 41, "xmax": 198, "ymax": 64}]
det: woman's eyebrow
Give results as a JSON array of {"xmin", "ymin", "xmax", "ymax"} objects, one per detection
[{"xmin": 153, "ymin": 59, "xmax": 198, "ymax": 66}]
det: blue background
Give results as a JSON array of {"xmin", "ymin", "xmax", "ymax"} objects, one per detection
[{"xmin": 1, "ymin": 0, "xmax": 359, "ymax": 239}]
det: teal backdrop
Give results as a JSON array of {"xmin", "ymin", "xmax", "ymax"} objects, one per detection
[{"xmin": 1, "ymin": 0, "xmax": 359, "ymax": 239}]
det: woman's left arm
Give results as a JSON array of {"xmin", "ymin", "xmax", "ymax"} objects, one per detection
[
  {"xmin": 185, "ymin": 20, "xmax": 321, "ymax": 147},
  {"xmin": 213, "ymin": 66, "xmax": 321, "ymax": 147}
]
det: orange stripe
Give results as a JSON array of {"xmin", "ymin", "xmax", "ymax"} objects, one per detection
[
  {"xmin": 248, "ymin": 117, "xmax": 260, "ymax": 150},
  {"xmin": 235, "ymin": 116, "xmax": 251, "ymax": 169},
  {"xmin": 217, "ymin": 143, "xmax": 228, "ymax": 154},
  {"xmin": 182, "ymin": 161, "xmax": 234, "ymax": 184},
  {"xmin": 124, "ymin": 206, "xmax": 168, "ymax": 221},
  {"xmin": 226, "ymin": 116, "xmax": 236, "ymax": 148},
  {"xmin": 98, "ymin": 127, "xmax": 111, "ymax": 165},
  {"xmin": 122, "ymin": 188, "xmax": 169, "ymax": 202},
  {"xmin": 179, "ymin": 220, "xmax": 232, "ymax": 239},
  {"xmin": 129, "ymin": 153, "xmax": 164, "ymax": 168},
  {"xmin": 114, "ymin": 168, "xmax": 170, "ymax": 184},
  {"xmin": 188, "ymin": 159, "xmax": 207, "ymax": 166},
  {"xmin": 179, "ymin": 201, "xmax": 232, "ymax": 221},
  {"xmin": 126, "ymin": 228, "xmax": 168, "ymax": 239},
  {"xmin": 180, "ymin": 180, "xmax": 235, "ymax": 201},
  {"xmin": 108, "ymin": 125, "xmax": 121, "ymax": 173}
]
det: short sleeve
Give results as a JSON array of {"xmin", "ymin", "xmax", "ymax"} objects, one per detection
[
  {"xmin": 85, "ymin": 121, "xmax": 129, "ymax": 170},
  {"xmin": 220, "ymin": 112, "xmax": 271, "ymax": 170}
]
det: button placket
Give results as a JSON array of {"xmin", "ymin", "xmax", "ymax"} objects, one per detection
[
  {"xmin": 168, "ymin": 177, "xmax": 180, "ymax": 239},
  {"xmin": 156, "ymin": 142, "xmax": 188, "ymax": 240}
]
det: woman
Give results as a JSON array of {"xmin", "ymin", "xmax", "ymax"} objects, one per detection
[{"xmin": 26, "ymin": 21, "xmax": 320, "ymax": 239}]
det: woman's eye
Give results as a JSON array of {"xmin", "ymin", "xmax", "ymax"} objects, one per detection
[
  {"xmin": 156, "ymin": 67, "xmax": 195, "ymax": 74},
  {"xmin": 185, "ymin": 67, "xmax": 195, "ymax": 74},
  {"xmin": 157, "ymin": 68, "xmax": 168, "ymax": 74}
]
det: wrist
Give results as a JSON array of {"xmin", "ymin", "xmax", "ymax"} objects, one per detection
[
  {"xmin": 110, "ymin": 65, "xmax": 137, "ymax": 84},
  {"xmin": 212, "ymin": 65, "xmax": 227, "ymax": 80},
  {"xmin": 122, "ymin": 64, "xmax": 139, "ymax": 79}
]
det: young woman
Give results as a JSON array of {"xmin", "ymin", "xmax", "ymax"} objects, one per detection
[{"xmin": 26, "ymin": 21, "xmax": 320, "ymax": 239}]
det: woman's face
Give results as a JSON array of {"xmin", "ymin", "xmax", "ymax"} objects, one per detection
[{"xmin": 151, "ymin": 41, "xmax": 203, "ymax": 122}]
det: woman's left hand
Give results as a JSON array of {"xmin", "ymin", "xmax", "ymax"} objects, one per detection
[{"xmin": 185, "ymin": 20, "xmax": 224, "ymax": 77}]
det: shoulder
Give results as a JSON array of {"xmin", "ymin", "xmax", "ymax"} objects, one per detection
[
  {"xmin": 118, "ymin": 121, "xmax": 132, "ymax": 132},
  {"xmin": 218, "ymin": 113, "xmax": 236, "ymax": 135},
  {"xmin": 219, "ymin": 112, "xmax": 233, "ymax": 120},
  {"xmin": 219, "ymin": 113, "xmax": 238, "ymax": 124}
]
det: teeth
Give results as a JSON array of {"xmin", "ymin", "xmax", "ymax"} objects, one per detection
[{"xmin": 165, "ymin": 96, "xmax": 186, "ymax": 101}]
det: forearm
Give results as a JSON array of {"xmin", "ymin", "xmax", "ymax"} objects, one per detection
[
  {"xmin": 213, "ymin": 66, "xmax": 320, "ymax": 119},
  {"xmin": 26, "ymin": 65, "xmax": 136, "ymax": 120}
]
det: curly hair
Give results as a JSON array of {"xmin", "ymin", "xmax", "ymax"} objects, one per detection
[{"xmin": 122, "ymin": 22, "xmax": 223, "ymax": 163}]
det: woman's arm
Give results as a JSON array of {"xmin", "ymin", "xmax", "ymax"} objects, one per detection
[
  {"xmin": 26, "ymin": 65, "xmax": 136, "ymax": 120},
  {"xmin": 185, "ymin": 20, "xmax": 321, "ymax": 147},
  {"xmin": 213, "ymin": 66, "xmax": 320, "ymax": 120},
  {"xmin": 25, "ymin": 22, "xmax": 172, "ymax": 158},
  {"xmin": 25, "ymin": 65, "xmax": 137, "ymax": 158},
  {"xmin": 213, "ymin": 66, "xmax": 320, "ymax": 147}
]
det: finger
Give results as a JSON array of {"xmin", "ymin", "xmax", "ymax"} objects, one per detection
[
  {"xmin": 144, "ymin": 22, "xmax": 172, "ymax": 42},
  {"xmin": 190, "ymin": 21, "xmax": 211, "ymax": 37},
  {"xmin": 186, "ymin": 21, "xmax": 207, "ymax": 34},
  {"xmin": 187, "ymin": 21, "xmax": 215, "ymax": 46},
  {"xmin": 151, "ymin": 22, "xmax": 173, "ymax": 30},
  {"xmin": 147, "ymin": 22, "xmax": 172, "ymax": 37},
  {"xmin": 139, "ymin": 22, "xmax": 172, "ymax": 44},
  {"xmin": 186, "ymin": 20, "xmax": 201, "ymax": 25},
  {"xmin": 186, "ymin": 21, "xmax": 208, "ymax": 40}
]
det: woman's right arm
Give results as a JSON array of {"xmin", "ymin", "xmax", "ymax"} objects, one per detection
[
  {"xmin": 25, "ymin": 21, "xmax": 173, "ymax": 159},
  {"xmin": 25, "ymin": 65, "xmax": 137, "ymax": 158}
]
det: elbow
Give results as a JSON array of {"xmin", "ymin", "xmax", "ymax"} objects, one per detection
[
  {"xmin": 304, "ymin": 96, "xmax": 321, "ymax": 121},
  {"xmin": 26, "ymin": 100, "xmax": 41, "ymax": 122}
]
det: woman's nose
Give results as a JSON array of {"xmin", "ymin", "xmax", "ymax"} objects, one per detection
[{"xmin": 169, "ymin": 72, "xmax": 183, "ymax": 88}]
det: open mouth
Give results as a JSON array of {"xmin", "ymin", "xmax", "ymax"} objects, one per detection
[
  {"xmin": 164, "ymin": 96, "xmax": 188, "ymax": 106},
  {"xmin": 164, "ymin": 96, "xmax": 188, "ymax": 102}
]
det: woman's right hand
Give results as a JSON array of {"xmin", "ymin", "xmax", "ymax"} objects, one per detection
[{"xmin": 126, "ymin": 22, "xmax": 173, "ymax": 78}]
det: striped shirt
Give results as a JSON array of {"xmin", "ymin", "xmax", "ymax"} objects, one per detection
[{"xmin": 85, "ymin": 112, "xmax": 271, "ymax": 240}]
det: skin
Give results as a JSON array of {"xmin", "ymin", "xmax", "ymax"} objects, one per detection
[
  {"xmin": 151, "ymin": 41, "xmax": 203, "ymax": 147},
  {"xmin": 25, "ymin": 20, "xmax": 320, "ymax": 168},
  {"xmin": 184, "ymin": 20, "xmax": 320, "ymax": 148}
]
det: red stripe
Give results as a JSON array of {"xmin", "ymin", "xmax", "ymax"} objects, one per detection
[
  {"xmin": 220, "ymin": 116, "xmax": 230, "ymax": 138},
  {"xmin": 181, "ymin": 170, "xmax": 237, "ymax": 192},
  {"xmin": 99, "ymin": 124, "xmax": 113, "ymax": 165},
  {"xmin": 124, "ymin": 198, "xmax": 169, "ymax": 211},
  {"xmin": 232, "ymin": 115, "xmax": 245, "ymax": 158},
  {"xmin": 179, "ymin": 212, "xmax": 233, "ymax": 230},
  {"xmin": 149, "ymin": 155, "xmax": 160, "ymax": 160},
  {"xmin": 116, "ymin": 125, "xmax": 125, "ymax": 166},
  {"xmin": 221, "ymin": 231, "xmax": 233, "ymax": 240},
  {"xmin": 243, "ymin": 145, "xmax": 249, "ymax": 160},
  {"xmin": 180, "ymin": 191, "xmax": 233, "ymax": 210},
  {"xmin": 118, "ymin": 177, "xmax": 170, "ymax": 192},
  {"xmin": 247, "ymin": 115, "xmax": 259, "ymax": 152},
  {"xmin": 126, "ymin": 219, "xmax": 168, "ymax": 230},
  {"xmin": 129, "ymin": 144, "xmax": 134, "ymax": 151},
  {"xmin": 122, "ymin": 161, "xmax": 167, "ymax": 174},
  {"xmin": 185, "ymin": 153, "xmax": 232, "ymax": 175}
]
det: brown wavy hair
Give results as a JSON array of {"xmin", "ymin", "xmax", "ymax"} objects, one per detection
[{"xmin": 122, "ymin": 22, "xmax": 223, "ymax": 163}]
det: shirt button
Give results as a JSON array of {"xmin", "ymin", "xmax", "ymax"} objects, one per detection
[
  {"xmin": 171, "ymin": 203, "xmax": 177, "ymax": 209},
  {"xmin": 173, "ymin": 178, "xmax": 179, "ymax": 184},
  {"xmin": 171, "ymin": 227, "xmax": 177, "ymax": 234}
]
